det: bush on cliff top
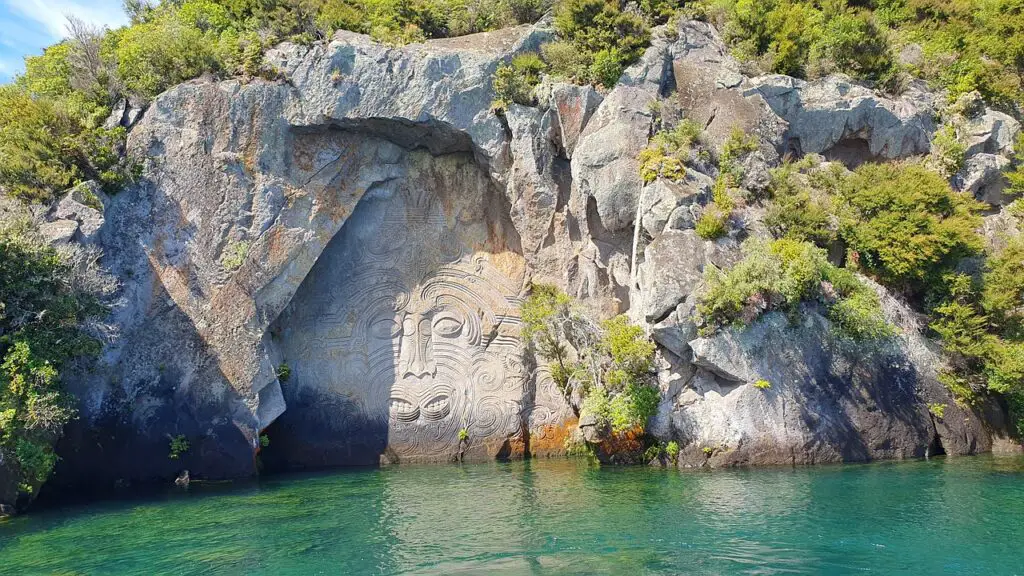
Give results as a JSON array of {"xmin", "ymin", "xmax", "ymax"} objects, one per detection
[{"xmin": 700, "ymin": 0, "xmax": 1024, "ymax": 107}]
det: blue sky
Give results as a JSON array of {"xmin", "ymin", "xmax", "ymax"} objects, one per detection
[{"xmin": 0, "ymin": 0, "xmax": 128, "ymax": 83}]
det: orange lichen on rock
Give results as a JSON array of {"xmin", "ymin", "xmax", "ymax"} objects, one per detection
[{"xmin": 529, "ymin": 417, "xmax": 578, "ymax": 458}]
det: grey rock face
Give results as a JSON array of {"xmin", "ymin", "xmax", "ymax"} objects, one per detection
[
  {"xmin": 747, "ymin": 75, "xmax": 936, "ymax": 161},
  {"xmin": 964, "ymin": 109, "xmax": 1021, "ymax": 158},
  {"xmin": 637, "ymin": 230, "xmax": 711, "ymax": 323},
  {"xmin": 670, "ymin": 22, "xmax": 786, "ymax": 156},
  {"xmin": 47, "ymin": 25, "xmax": 574, "ymax": 494},
  {"xmin": 34, "ymin": 16, "xmax": 1010, "ymax": 504},
  {"xmin": 957, "ymin": 153, "xmax": 1010, "ymax": 205},
  {"xmin": 541, "ymin": 81, "xmax": 603, "ymax": 158},
  {"xmin": 664, "ymin": 303, "xmax": 990, "ymax": 467},
  {"xmin": 265, "ymin": 146, "xmax": 531, "ymax": 465}
]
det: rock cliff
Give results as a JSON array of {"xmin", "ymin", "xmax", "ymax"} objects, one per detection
[{"xmin": 19, "ymin": 18, "xmax": 1019, "ymax": 503}]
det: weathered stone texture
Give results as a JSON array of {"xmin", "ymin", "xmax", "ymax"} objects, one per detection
[{"xmin": 23, "ymin": 17, "xmax": 1013, "ymax": 507}]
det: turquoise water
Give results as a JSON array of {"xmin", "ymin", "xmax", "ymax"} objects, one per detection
[{"xmin": 2, "ymin": 456, "xmax": 1024, "ymax": 575}]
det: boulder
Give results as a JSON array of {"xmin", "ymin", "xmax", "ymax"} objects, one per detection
[
  {"xmin": 964, "ymin": 109, "xmax": 1020, "ymax": 158},
  {"xmin": 50, "ymin": 181, "xmax": 106, "ymax": 243},
  {"xmin": 956, "ymin": 153, "xmax": 1011, "ymax": 206},
  {"xmin": 637, "ymin": 230, "xmax": 709, "ymax": 322},
  {"xmin": 639, "ymin": 175, "xmax": 707, "ymax": 237},
  {"xmin": 38, "ymin": 219, "xmax": 79, "ymax": 244}
]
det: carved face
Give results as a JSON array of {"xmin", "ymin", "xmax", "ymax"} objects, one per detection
[{"xmin": 277, "ymin": 178, "xmax": 527, "ymax": 459}]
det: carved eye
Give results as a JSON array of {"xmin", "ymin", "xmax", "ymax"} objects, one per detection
[
  {"xmin": 369, "ymin": 315, "xmax": 402, "ymax": 339},
  {"xmin": 433, "ymin": 315, "xmax": 463, "ymax": 338}
]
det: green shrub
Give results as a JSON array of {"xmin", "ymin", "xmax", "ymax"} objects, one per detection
[
  {"xmin": 695, "ymin": 174, "xmax": 736, "ymax": 240},
  {"xmin": 838, "ymin": 162, "xmax": 983, "ymax": 289},
  {"xmin": 638, "ymin": 119, "xmax": 702, "ymax": 183},
  {"xmin": 581, "ymin": 380, "xmax": 659, "ymax": 435},
  {"xmin": 930, "ymin": 124, "xmax": 966, "ymax": 178},
  {"xmin": 601, "ymin": 316, "xmax": 656, "ymax": 377},
  {"xmin": 110, "ymin": 9, "xmax": 224, "ymax": 99},
  {"xmin": 276, "ymin": 362, "xmax": 292, "ymax": 382},
  {"xmin": 808, "ymin": 2, "xmax": 894, "ymax": 83},
  {"xmin": 0, "ymin": 219, "xmax": 102, "ymax": 494},
  {"xmin": 708, "ymin": 0, "xmax": 919, "ymax": 90},
  {"xmin": 665, "ymin": 440, "xmax": 680, "ymax": 461},
  {"xmin": 221, "ymin": 241, "xmax": 250, "ymax": 271},
  {"xmin": 551, "ymin": 0, "xmax": 651, "ymax": 87},
  {"xmin": 507, "ymin": 0, "xmax": 547, "ymax": 24},
  {"xmin": 168, "ymin": 435, "xmax": 190, "ymax": 459},
  {"xmin": 259, "ymin": 433, "xmax": 271, "ymax": 447},
  {"xmin": 718, "ymin": 127, "xmax": 759, "ymax": 178},
  {"xmin": 1005, "ymin": 134, "xmax": 1024, "ymax": 198},
  {"xmin": 754, "ymin": 379, "xmax": 771, "ymax": 389},
  {"xmin": 526, "ymin": 287, "xmax": 658, "ymax": 436},
  {"xmin": 522, "ymin": 283, "xmax": 589, "ymax": 411},
  {"xmin": 542, "ymin": 40, "xmax": 590, "ymax": 82},
  {"xmin": 0, "ymin": 86, "xmax": 83, "ymax": 203},
  {"xmin": 698, "ymin": 238, "xmax": 892, "ymax": 339},
  {"xmin": 492, "ymin": 52, "xmax": 545, "ymax": 109},
  {"xmin": 981, "ymin": 236, "xmax": 1024, "ymax": 338},
  {"xmin": 696, "ymin": 207, "xmax": 730, "ymax": 240},
  {"xmin": 764, "ymin": 162, "xmax": 838, "ymax": 246},
  {"xmin": 927, "ymin": 402, "xmax": 946, "ymax": 419}
]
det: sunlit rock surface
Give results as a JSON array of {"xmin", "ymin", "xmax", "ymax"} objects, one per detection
[{"xmin": 34, "ymin": 18, "xmax": 1015, "ymax": 503}]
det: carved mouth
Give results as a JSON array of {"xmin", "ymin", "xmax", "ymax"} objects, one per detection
[
  {"xmin": 389, "ymin": 383, "xmax": 452, "ymax": 423},
  {"xmin": 420, "ymin": 393, "xmax": 451, "ymax": 421},
  {"xmin": 389, "ymin": 398, "xmax": 419, "ymax": 423}
]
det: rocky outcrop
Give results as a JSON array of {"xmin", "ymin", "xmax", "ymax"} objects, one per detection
[
  {"xmin": 652, "ymin": 299, "xmax": 990, "ymax": 467},
  {"xmin": 12, "ymin": 17, "xmax": 1014, "ymax": 510},
  {"xmin": 747, "ymin": 75, "xmax": 936, "ymax": 162}
]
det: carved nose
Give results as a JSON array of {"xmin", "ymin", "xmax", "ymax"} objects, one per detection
[{"xmin": 400, "ymin": 315, "xmax": 435, "ymax": 378}]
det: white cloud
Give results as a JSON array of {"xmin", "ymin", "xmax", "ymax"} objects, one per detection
[{"xmin": 3, "ymin": 0, "xmax": 127, "ymax": 40}]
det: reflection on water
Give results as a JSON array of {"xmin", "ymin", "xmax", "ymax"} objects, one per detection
[{"xmin": 1, "ymin": 456, "xmax": 1024, "ymax": 575}]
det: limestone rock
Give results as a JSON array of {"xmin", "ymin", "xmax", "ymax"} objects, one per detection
[
  {"xmin": 38, "ymin": 219, "xmax": 79, "ymax": 244},
  {"xmin": 664, "ymin": 300, "xmax": 993, "ymax": 467},
  {"xmin": 956, "ymin": 153, "xmax": 1010, "ymax": 205},
  {"xmin": 748, "ymin": 75, "xmax": 935, "ymax": 161},
  {"xmin": 964, "ymin": 109, "xmax": 1021, "ymax": 157},
  {"xmin": 542, "ymin": 81, "xmax": 603, "ymax": 158}
]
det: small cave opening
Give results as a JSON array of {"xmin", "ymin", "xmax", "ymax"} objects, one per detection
[
  {"xmin": 928, "ymin": 432, "xmax": 946, "ymax": 458},
  {"xmin": 823, "ymin": 138, "xmax": 880, "ymax": 169}
]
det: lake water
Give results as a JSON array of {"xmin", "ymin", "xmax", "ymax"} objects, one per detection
[{"xmin": 1, "ymin": 456, "xmax": 1023, "ymax": 575}]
